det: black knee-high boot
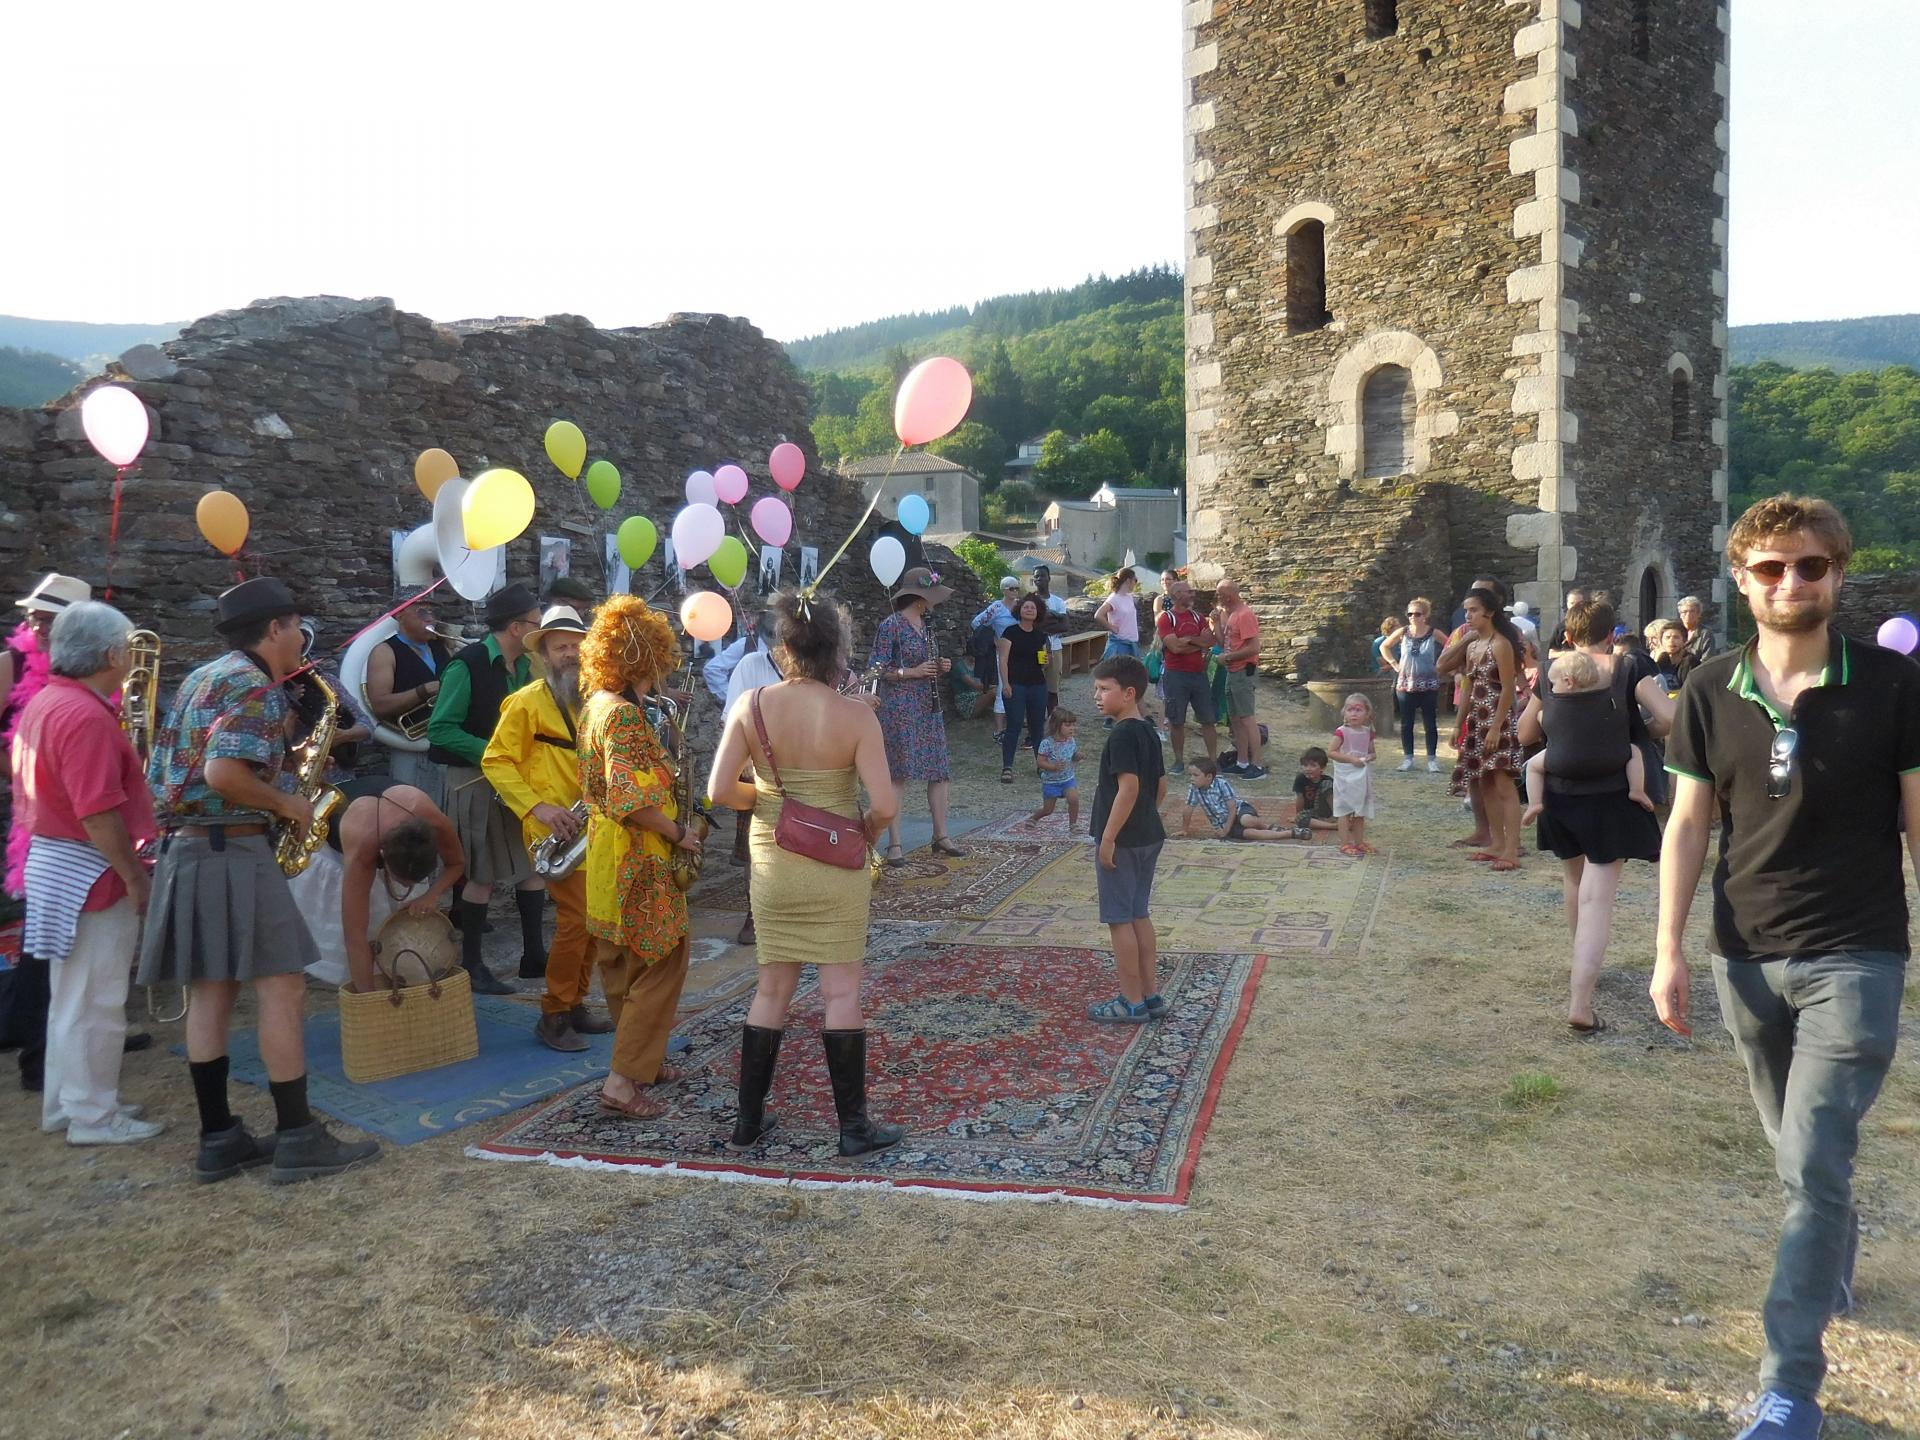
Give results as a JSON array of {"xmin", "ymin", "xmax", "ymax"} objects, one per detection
[
  {"xmin": 727, "ymin": 1024, "xmax": 782, "ymax": 1151},
  {"xmin": 514, "ymin": 888, "xmax": 548, "ymax": 979},
  {"xmin": 821, "ymin": 1028, "xmax": 903, "ymax": 1157},
  {"xmin": 457, "ymin": 899, "xmax": 512, "ymax": 994}
]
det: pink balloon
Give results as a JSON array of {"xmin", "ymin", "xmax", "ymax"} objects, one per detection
[
  {"xmin": 685, "ymin": 469, "xmax": 718, "ymax": 507},
  {"xmin": 768, "ymin": 442, "xmax": 806, "ymax": 492},
  {"xmin": 750, "ymin": 496, "xmax": 793, "ymax": 548},
  {"xmin": 680, "ymin": 590, "xmax": 734, "ymax": 644},
  {"xmin": 671, "ymin": 503, "xmax": 726, "ymax": 569},
  {"xmin": 893, "ymin": 356, "xmax": 973, "ymax": 447},
  {"xmin": 713, "ymin": 463, "xmax": 750, "ymax": 505},
  {"xmin": 80, "ymin": 384, "xmax": 150, "ymax": 467}
]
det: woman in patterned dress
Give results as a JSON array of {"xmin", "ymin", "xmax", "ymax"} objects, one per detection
[
  {"xmin": 1446, "ymin": 588, "xmax": 1526, "ymax": 871},
  {"xmin": 870, "ymin": 567, "xmax": 964, "ymax": 865},
  {"xmin": 576, "ymin": 595, "xmax": 706, "ymax": 1120}
]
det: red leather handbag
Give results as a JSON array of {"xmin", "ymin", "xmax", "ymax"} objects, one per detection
[{"xmin": 749, "ymin": 689, "xmax": 869, "ymax": 870}]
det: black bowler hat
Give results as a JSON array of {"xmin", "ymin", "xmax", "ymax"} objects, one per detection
[
  {"xmin": 214, "ymin": 577, "xmax": 300, "ymax": 635},
  {"xmin": 481, "ymin": 582, "xmax": 540, "ymax": 627}
]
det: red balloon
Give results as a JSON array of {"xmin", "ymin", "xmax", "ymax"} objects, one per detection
[
  {"xmin": 893, "ymin": 356, "xmax": 972, "ymax": 447},
  {"xmin": 769, "ymin": 442, "xmax": 806, "ymax": 492}
]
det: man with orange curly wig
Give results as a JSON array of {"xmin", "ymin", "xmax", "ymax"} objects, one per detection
[{"xmin": 575, "ymin": 595, "xmax": 706, "ymax": 1119}]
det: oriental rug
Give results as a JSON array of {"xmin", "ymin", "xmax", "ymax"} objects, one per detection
[
  {"xmin": 472, "ymin": 938, "xmax": 1265, "ymax": 1208},
  {"xmin": 970, "ymin": 792, "xmax": 1299, "ymax": 844},
  {"xmin": 698, "ymin": 839, "xmax": 1070, "ymax": 923}
]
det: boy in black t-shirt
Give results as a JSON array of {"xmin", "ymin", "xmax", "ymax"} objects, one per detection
[
  {"xmin": 1290, "ymin": 747, "xmax": 1338, "ymax": 841},
  {"xmin": 1088, "ymin": 656, "xmax": 1168, "ymax": 1024}
]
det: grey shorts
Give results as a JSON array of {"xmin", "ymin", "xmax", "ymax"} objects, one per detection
[
  {"xmin": 1226, "ymin": 666, "xmax": 1257, "ymax": 719},
  {"xmin": 1163, "ymin": 668, "xmax": 1215, "ymax": 726},
  {"xmin": 1095, "ymin": 840, "xmax": 1163, "ymax": 924}
]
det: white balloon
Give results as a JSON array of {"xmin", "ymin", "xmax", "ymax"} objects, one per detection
[
  {"xmin": 433, "ymin": 477, "xmax": 502, "ymax": 600},
  {"xmin": 869, "ymin": 535, "xmax": 906, "ymax": 588},
  {"xmin": 685, "ymin": 469, "xmax": 718, "ymax": 507},
  {"xmin": 671, "ymin": 502, "xmax": 725, "ymax": 569}
]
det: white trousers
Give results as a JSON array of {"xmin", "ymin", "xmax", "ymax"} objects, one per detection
[{"xmin": 42, "ymin": 897, "xmax": 137, "ymax": 1130}]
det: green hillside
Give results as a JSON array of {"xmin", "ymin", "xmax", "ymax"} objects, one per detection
[
  {"xmin": 0, "ymin": 314, "xmax": 182, "ymax": 367},
  {"xmin": 0, "ymin": 347, "xmax": 85, "ymax": 408},
  {"xmin": 1729, "ymin": 314, "xmax": 1920, "ymax": 372}
]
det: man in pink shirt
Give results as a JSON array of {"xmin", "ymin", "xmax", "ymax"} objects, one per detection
[
  {"xmin": 11, "ymin": 601, "xmax": 164, "ymax": 1145},
  {"xmin": 1214, "ymin": 580, "xmax": 1267, "ymax": 779}
]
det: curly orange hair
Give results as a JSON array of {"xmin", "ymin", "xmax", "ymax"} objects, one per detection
[{"xmin": 579, "ymin": 594, "xmax": 681, "ymax": 697}]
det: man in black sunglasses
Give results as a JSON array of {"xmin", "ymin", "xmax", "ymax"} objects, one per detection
[{"xmin": 1654, "ymin": 494, "xmax": 1920, "ymax": 1440}]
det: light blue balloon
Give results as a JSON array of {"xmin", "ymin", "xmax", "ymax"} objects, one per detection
[{"xmin": 897, "ymin": 493, "xmax": 930, "ymax": 536}]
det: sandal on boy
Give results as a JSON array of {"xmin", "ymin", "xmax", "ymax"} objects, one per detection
[{"xmin": 1087, "ymin": 996, "xmax": 1151, "ymax": 1025}]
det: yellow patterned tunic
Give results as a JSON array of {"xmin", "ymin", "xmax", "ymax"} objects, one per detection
[{"xmin": 577, "ymin": 691, "xmax": 686, "ymax": 963}]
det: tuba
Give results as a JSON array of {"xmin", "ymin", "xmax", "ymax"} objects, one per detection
[
  {"xmin": 275, "ymin": 670, "xmax": 346, "ymax": 877},
  {"xmin": 653, "ymin": 693, "xmax": 712, "ymax": 893},
  {"xmin": 119, "ymin": 629, "xmax": 162, "ymax": 769}
]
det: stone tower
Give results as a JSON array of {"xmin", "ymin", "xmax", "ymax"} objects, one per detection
[{"xmin": 1182, "ymin": 0, "xmax": 1729, "ymax": 677}]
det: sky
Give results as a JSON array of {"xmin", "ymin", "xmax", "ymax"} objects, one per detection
[{"xmin": 2, "ymin": 0, "xmax": 1912, "ymax": 338}]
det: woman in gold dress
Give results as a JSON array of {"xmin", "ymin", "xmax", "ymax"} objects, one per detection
[
  {"xmin": 576, "ymin": 595, "xmax": 705, "ymax": 1119},
  {"xmin": 706, "ymin": 588, "xmax": 902, "ymax": 1156}
]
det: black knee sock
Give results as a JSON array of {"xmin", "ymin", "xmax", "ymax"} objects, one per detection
[
  {"xmin": 189, "ymin": 1056, "xmax": 234, "ymax": 1136},
  {"xmin": 457, "ymin": 898, "xmax": 485, "ymax": 971},
  {"xmin": 515, "ymin": 888, "xmax": 548, "ymax": 967},
  {"xmin": 269, "ymin": 1074, "xmax": 313, "ymax": 1132}
]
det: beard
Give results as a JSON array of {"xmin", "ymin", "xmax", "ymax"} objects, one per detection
[
  {"xmin": 1749, "ymin": 590, "xmax": 1834, "ymax": 635},
  {"xmin": 546, "ymin": 662, "xmax": 581, "ymax": 707}
]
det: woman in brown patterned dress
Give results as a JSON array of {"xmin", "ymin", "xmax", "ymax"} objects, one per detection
[{"xmin": 1446, "ymin": 588, "xmax": 1526, "ymax": 871}]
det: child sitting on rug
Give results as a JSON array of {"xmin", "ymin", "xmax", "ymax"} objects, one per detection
[
  {"xmin": 1030, "ymin": 708, "xmax": 1081, "ymax": 831},
  {"xmin": 1519, "ymin": 650, "xmax": 1652, "ymax": 825},
  {"xmin": 1329, "ymin": 693, "xmax": 1379, "ymax": 857},
  {"xmin": 1182, "ymin": 756, "xmax": 1290, "ymax": 841},
  {"xmin": 1087, "ymin": 656, "xmax": 1167, "ymax": 1025},
  {"xmin": 1289, "ymin": 747, "xmax": 1338, "ymax": 841}
]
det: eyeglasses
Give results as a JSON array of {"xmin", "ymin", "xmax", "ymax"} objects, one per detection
[
  {"xmin": 1767, "ymin": 726, "xmax": 1798, "ymax": 801},
  {"xmin": 1741, "ymin": 557, "xmax": 1833, "ymax": 584}
]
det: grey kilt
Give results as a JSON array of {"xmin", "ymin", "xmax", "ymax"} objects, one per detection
[
  {"xmin": 444, "ymin": 765, "xmax": 531, "ymax": 888},
  {"xmin": 387, "ymin": 749, "xmax": 447, "ymax": 810},
  {"xmin": 136, "ymin": 833, "xmax": 321, "ymax": 985}
]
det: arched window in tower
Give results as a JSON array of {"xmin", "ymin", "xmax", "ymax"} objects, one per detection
[
  {"xmin": 1361, "ymin": 365, "xmax": 1414, "ymax": 478},
  {"xmin": 1285, "ymin": 220, "xmax": 1330, "ymax": 335},
  {"xmin": 1638, "ymin": 566, "xmax": 1662, "ymax": 628},
  {"xmin": 1671, "ymin": 367, "xmax": 1691, "ymax": 441},
  {"xmin": 1366, "ymin": 0, "xmax": 1399, "ymax": 40},
  {"xmin": 1631, "ymin": 0, "xmax": 1651, "ymax": 59}
]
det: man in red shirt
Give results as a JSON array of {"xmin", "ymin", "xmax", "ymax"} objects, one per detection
[
  {"xmin": 11, "ymin": 601, "xmax": 164, "ymax": 1145},
  {"xmin": 1156, "ymin": 579, "xmax": 1219, "ymax": 773},
  {"xmin": 1214, "ymin": 580, "xmax": 1267, "ymax": 779}
]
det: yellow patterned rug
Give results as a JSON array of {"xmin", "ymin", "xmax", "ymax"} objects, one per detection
[{"xmin": 940, "ymin": 840, "xmax": 1388, "ymax": 955}]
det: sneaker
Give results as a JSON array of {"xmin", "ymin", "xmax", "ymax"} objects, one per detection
[
  {"xmin": 269, "ymin": 1120, "xmax": 381, "ymax": 1184},
  {"xmin": 67, "ymin": 1111, "xmax": 166, "ymax": 1146},
  {"xmin": 1238, "ymin": 765, "xmax": 1269, "ymax": 781},
  {"xmin": 1428, "ymin": 758, "xmax": 1442, "ymax": 773},
  {"xmin": 1732, "ymin": 1392, "xmax": 1822, "ymax": 1439},
  {"xmin": 1087, "ymin": 996, "xmax": 1151, "ymax": 1025},
  {"xmin": 41, "ymin": 1103, "xmax": 145, "ymax": 1133},
  {"xmin": 196, "ymin": 1120, "xmax": 276, "ymax": 1184},
  {"xmin": 1168, "ymin": 761, "xmax": 1187, "ymax": 776},
  {"xmin": 1396, "ymin": 757, "xmax": 1415, "ymax": 772}
]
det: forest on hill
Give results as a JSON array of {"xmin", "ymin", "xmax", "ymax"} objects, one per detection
[{"xmin": 0, "ymin": 346, "xmax": 84, "ymax": 408}]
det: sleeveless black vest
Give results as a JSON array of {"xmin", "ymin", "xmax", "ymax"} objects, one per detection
[
  {"xmin": 384, "ymin": 633, "xmax": 448, "ymax": 693},
  {"xmin": 426, "ymin": 639, "xmax": 515, "ymax": 767}
]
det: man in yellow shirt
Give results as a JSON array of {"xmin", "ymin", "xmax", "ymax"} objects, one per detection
[{"xmin": 480, "ymin": 606, "xmax": 608, "ymax": 1052}]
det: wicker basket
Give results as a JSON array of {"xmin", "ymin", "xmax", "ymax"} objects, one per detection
[{"xmin": 338, "ymin": 969, "xmax": 478, "ymax": 1084}]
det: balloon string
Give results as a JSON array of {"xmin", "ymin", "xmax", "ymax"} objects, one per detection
[
  {"xmin": 809, "ymin": 443, "xmax": 904, "ymax": 593},
  {"xmin": 105, "ymin": 464, "xmax": 127, "ymax": 601},
  {"xmin": 734, "ymin": 515, "xmax": 760, "ymax": 559}
]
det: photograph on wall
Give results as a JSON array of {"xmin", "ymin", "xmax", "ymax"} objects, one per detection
[
  {"xmin": 538, "ymin": 535, "xmax": 571, "ymax": 598},
  {"xmin": 488, "ymin": 547, "xmax": 509, "ymax": 596},
  {"xmin": 662, "ymin": 537, "xmax": 686, "ymax": 592},
  {"xmin": 797, "ymin": 545, "xmax": 819, "ymax": 590},
  {"xmin": 604, "ymin": 533, "xmax": 631, "ymax": 596},
  {"xmin": 389, "ymin": 528, "xmax": 407, "ymax": 588},
  {"xmin": 757, "ymin": 545, "xmax": 783, "ymax": 597}
]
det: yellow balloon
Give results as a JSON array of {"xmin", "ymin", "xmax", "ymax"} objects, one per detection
[
  {"xmin": 544, "ymin": 420, "xmax": 587, "ymax": 480},
  {"xmin": 195, "ymin": 489, "xmax": 250, "ymax": 556},
  {"xmin": 414, "ymin": 447, "xmax": 459, "ymax": 501},
  {"xmin": 463, "ymin": 468, "xmax": 536, "ymax": 550}
]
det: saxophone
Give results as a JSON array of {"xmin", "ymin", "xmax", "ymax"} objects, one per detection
[
  {"xmin": 275, "ymin": 670, "xmax": 346, "ymax": 877},
  {"xmin": 529, "ymin": 801, "xmax": 590, "ymax": 880},
  {"xmin": 119, "ymin": 629, "xmax": 162, "ymax": 769},
  {"xmin": 654, "ymin": 693, "xmax": 712, "ymax": 893}
]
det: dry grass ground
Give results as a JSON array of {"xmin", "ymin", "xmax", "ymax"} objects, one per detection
[{"xmin": 3, "ymin": 677, "xmax": 1916, "ymax": 1440}]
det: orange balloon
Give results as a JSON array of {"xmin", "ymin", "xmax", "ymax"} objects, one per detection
[
  {"xmin": 415, "ymin": 447, "xmax": 459, "ymax": 501},
  {"xmin": 679, "ymin": 591, "xmax": 733, "ymax": 644},
  {"xmin": 196, "ymin": 490, "xmax": 250, "ymax": 556}
]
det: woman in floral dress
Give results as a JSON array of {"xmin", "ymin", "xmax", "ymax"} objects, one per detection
[
  {"xmin": 870, "ymin": 567, "xmax": 964, "ymax": 865},
  {"xmin": 1446, "ymin": 588, "xmax": 1526, "ymax": 871},
  {"xmin": 576, "ymin": 595, "xmax": 706, "ymax": 1119}
]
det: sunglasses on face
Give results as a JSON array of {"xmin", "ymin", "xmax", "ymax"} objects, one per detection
[
  {"xmin": 1767, "ymin": 726, "xmax": 1798, "ymax": 801},
  {"xmin": 1741, "ymin": 556, "xmax": 1833, "ymax": 584}
]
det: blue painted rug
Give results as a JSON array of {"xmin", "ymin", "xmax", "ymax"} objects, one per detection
[{"xmin": 216, "ymin": 995, "xmax": 613, "ymax": 1146}]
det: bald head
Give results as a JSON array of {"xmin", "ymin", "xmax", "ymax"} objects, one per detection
[{"xmin": 1216, "ymin": 580, "xmax": 1241, "ymax": 606}]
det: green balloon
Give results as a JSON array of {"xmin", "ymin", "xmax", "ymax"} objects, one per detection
[
  {"xmin": 709, "ymin": 535, "xmax": 749, "ymax": 589},
  {"xmin": 585, "ymin": 459, "xmax": 621, "ymax": 510},
  {"xmin": 617, "ymin": 515, "xmax": 657, "ymax": 569}
]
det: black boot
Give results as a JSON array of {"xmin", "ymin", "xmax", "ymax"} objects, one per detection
[
  {"xmin": 515, "ymin": 888, "xmax": 549, "ymax": 980},
  {"xmin": 457, "ymin": 899, "xmax": 513, "ymax": 995},
  {"xmin": 727, "ymin": 1024, "xmax": 782, "ymax": 1151},
  {"xmin": 195, "ymin": 1120, "xmax": 275, "ymax": 1185},
  {"xmin": 269, "ymin": 1120, "xmax": 381, "ymax": 1185},
  {"xmin": 821, "ymin": 1028, "xmax": 902, "ymax": 1157}
]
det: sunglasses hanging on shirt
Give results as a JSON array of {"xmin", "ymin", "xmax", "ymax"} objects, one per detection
[{"xmin": 1767, "ymin": 726, "xmax": 1799, "ymax": 801}]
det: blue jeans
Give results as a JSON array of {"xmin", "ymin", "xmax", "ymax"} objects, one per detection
[
  {"xmin": 1101, "ymin": 638, "xmax": 1139, "ymax": 661},
  {"xmin": 1398, "ymin": 688, "xmax": 1438, "ymax": 757},
  {"xmin": 1001, "ymin": 682, "xmax": 1048, "ymax": 768},
  {"xmin": 1712, "ymin": 949, "xmax": 1905, "ymax": 1401}
]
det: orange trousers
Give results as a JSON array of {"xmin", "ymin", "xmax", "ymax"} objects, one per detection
[
  {"xmin": 593, "ymin": 933, "xmax": 690, "ymax": 1084},
  {"xmin": 540, "ymin": 871, "xmax": 594, "ymax": 1016}
]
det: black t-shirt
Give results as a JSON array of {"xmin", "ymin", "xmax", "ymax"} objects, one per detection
[
  {"xmin": 999, "ymin": 623, "xmax": 1049, "ymax": 687},
  {"xmin": 1292, "ymin": 769, "xmax": 1333, "ymax": 818},
  {"xmin": 1091, "ymin": 717, "xmax": 1167, "ymax": 848},
  {"xmin": 1666, "ymin": 633, "xmax": 1920, "ymax": 960}
]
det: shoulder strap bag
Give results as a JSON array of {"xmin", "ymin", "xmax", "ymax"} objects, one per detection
[{"xmin": 749, "ymin": 688, "xmax": 869, "ymax": 870}]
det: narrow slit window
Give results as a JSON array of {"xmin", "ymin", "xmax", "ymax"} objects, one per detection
[
  {"xmin": 1361, "ymin": 365, "xmax": 1414, "ymax": 478},
  {"xmin": 1366, "ymin": 0, "xmax": 1399, "ymax": 40},
  {"xmin": 1671, "ymin": 369, "xmax": 1691, "ymax": 441},
  {"xmin": 1631, "ymin": 0, "xmax": 1651, "ymax": 60},
  {"xmin": 1285, "ymin": 220, "xmax": 1330, "ymax": 335}
]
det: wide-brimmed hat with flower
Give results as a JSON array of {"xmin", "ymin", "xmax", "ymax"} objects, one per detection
[{"xmin": 891, "ymin": 566, "xmax": 952, "ymax": 608}]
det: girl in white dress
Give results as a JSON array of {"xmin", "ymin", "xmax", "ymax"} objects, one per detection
[{"xmin": 1329, "ymin": 694, "xmax": 1378, "ymax": 856}]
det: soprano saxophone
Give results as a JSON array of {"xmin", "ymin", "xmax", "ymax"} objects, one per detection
[{"xmin": 275, "ymin": 671, "xmax": 346, "ymax": 877}]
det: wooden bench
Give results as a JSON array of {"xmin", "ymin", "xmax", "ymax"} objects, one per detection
[{"xmin": 1058, "ymin": 629, "xmax": 1108, "ymax": 675}]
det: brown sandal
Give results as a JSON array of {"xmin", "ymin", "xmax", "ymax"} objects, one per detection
[
  {"xmin": 649, "ymin": 1064, "xmax": 688, "ymax": 1086},
  {"xmin": 597, "ymin": 1089, "xmax": 666, "ymax": 1120}
]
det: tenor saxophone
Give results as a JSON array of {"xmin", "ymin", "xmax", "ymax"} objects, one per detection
[
  {"xmin": 275, "ymin": 670, "xmax": 346, "ymax": 877},
  {"xmin": 529, "ymin": 800, "xmax": 591, "ymax": 880},
  {"xmin": 654, "ymin": 694, "xmax": 713, "ymax": 893},
  {"xmin": 119, "ymin": 628, "xmax": 162, "ymax": 769}
]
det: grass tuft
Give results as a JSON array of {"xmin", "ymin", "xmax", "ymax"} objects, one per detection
[{"xmin": 1504, "ymin": 1071, "xmax": 1563, "ymax": 1108}]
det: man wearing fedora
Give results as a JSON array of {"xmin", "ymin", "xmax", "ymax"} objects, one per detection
[
  {"xmin": 426, "ymin": 583, "xmax": 545, "ymax": 996},
  {"xmin": 139, "ymin": 577, "xmax": 380, "ymax": 1183},
  {"xmin": 481, "ymin": 604, "xmax": 612, "ymax": 1051}
]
